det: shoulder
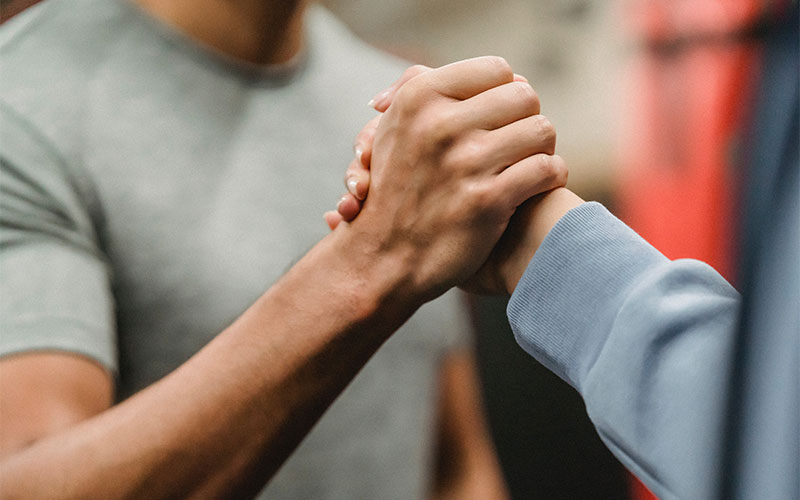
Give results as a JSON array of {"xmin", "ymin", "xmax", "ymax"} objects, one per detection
[
  {"xmin": 0, "ymin": 0, "xmax": 132, "ymax": 150},
  {"xmin": 0, "ymin": 0, "xmax": 129, "ymax": 91}
]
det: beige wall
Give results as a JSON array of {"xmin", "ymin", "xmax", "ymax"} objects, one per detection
[{"xmin": 323, "ymin": 0, "xmax": 628, "ymax": 201}]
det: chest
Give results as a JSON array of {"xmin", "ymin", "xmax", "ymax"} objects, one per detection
[{"xmin": 85, "ymin": 95, "xmax": 365, "ymax": 389}]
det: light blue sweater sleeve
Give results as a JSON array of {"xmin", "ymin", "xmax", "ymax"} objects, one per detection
[{"xmin": 507, "ymin": 202, "xmax": 741, "ymax": 500}]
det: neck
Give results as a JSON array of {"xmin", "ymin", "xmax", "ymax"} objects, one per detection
[{"xmin": 134, "ymin": 0, "xmax": 307, "ymax": 65}]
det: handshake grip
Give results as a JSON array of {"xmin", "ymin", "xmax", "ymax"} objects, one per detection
[{"xmin": 328, "ymin": 56, "xmax": 569, "ymax": 299}]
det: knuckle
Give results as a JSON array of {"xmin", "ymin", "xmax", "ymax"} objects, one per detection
[
  {"xmin": 418, "ymin": 107, "xmax": 460, "ymax": 148},
  {"xmin": 534, "ymin": 114, "xmax": 556, "ymax": 149},
  {"xmin": 414, "ymin": 111, "xmax": 439, "ymax": 137},
  {"xmin": 551, "ymin": 155, "xmax": 569, "ymax": 185},
  {"xmin": 511, "ymin": 82, "xmax": 540, "ymax": 112},
  {"xmin": 529, "ymin": 153, "xmax": 550, "ymax": 176},
  {"xmin": 432, "ymin": 107, "xmax": 462, "ymax": 139},
  {"xmin": 533, "ymin": 154, "xmax": 561, "ymax": 184},
  {"xmin": 394, "ymin": 82, "xmax": 427, "ymax": 115},
  {"xmin": 466, "ymin": 181, "xmax": 496, "ymax": 213},
  {"xmin": 484, "ymin": 55, "xmax": 513, "ymax": 79},
  {"xmin": 537, "ymin": 153, "xmax": 555, "ymax": 174},
  {"xmin": 406, "ymin": 64, "xmax": 429, "ymax": 80},
  {"xmin": 444, "ymin": 134, "xmax": 484, "ymax": 170}
]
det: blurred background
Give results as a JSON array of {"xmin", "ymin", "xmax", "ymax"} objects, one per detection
[{"xmin": 324, "ymin": 0, "xmax": 625, "ymax": 205}]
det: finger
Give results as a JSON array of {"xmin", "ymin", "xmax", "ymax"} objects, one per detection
[
  {"xmin": 481, "ymin": 114, "xmax": 556, "ymax": 170},
  {"xmin": 493, "ymin": 154, "xmax": 568, "ymax": 208},
  {"xmin": 457, "ymin": 81, "xmax": 540, "ymax": 130},
  {"xmin": 353, "ymin": 115, "xmax": 382, "ymax": 168},
  {"xmin": 344, "ymin": 158, "xmax": 371, "ymax": 200},
  {"xmin": 421, "ymin": 56, "xmax": 514, "ymax": 101},
  {"xmin": 372, "ymin": 68, "xmax": 527, "ymax": 113},
  {"xmin": 336, "ymin": 193, "xmax": 362, "ymax": 221},
  {"xmin": 324, "ymin": 210, "xmax": 343, "ymax": 231},
  {"xmin": 369, "ymin": 65, "xmax": 432, "ymax": 112}
]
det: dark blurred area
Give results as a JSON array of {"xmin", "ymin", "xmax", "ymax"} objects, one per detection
[{"xmin": 470, "ymin": 296, "xmax": 629, "ymax": 500}]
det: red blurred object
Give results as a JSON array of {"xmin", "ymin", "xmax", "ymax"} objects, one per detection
[
  {"xmin": 617, "ymin": 1, "xmax": 768, "ymax": 498},
  {"xmin": 618, "ymin": 0, "xmax": 766, "ymax": 284}
]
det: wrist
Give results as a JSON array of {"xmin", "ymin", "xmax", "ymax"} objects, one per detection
[
  {"xmin": 317, "ymin": 226, "xmax": 424, "ymax": 325},
  {"xmin": 501, "ymin": 188, "xmax": 584, "ymax": 294}
]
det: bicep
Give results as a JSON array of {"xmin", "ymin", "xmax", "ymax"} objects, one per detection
[
  {"xmin": 0, "ymin": 352, "xmax": 113, "ymax": 458},
  {"xmin": 0, "ymin": 107, "xmax": 118, "ymax": 458}
]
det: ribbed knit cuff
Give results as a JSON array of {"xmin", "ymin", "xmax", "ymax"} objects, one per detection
[{"xmin": 507, "ymin": 202, "xmax": 667, "ymax": 391}]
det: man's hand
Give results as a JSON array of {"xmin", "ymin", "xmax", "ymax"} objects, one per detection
[
  {"xmin": 328, "ymin": 59, "xmax": 569, "ymax": 296},
  {"xmin": 325, "ymin": 64, "xmax": 531, "ymax": 229},
  {"xmin": 331, "ymin": 57, "xmax": 567, "ymax": 300}
]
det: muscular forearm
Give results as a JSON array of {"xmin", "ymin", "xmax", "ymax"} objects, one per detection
[{"xmin": 0, "ymin": 229, "xmax": 420, "ymax": 500}]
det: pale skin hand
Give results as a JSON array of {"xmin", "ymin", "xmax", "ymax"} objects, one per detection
[
  {"xmin": 327, "ymin": 65, "xmax": 577, "ymax": 295},
  {"xmin": 0, "ymin": 56, "xmax": 564, "ymax": 500}
]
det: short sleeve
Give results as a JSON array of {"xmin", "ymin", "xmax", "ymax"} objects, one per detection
[{"xmin": 0, "ymin": 102, "xmax": 117, "ymax": 371}]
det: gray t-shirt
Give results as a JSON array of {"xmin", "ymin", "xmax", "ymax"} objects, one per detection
[{"xmin": 0, "ymin": 1, "xmax": 471, "ymax": 498}]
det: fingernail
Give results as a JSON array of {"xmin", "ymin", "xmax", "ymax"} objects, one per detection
[
  {"xmin": 336, "ymin": 195, "xmax": 348, "ymax": 211},
  {"xmin": 513, "ymin": 73, "xmax": 529, "ymax": 83},
  {"xmin": 354, "ymin": 144, "xmax": 364, "ymax": 164},
  {"xmin": 347, "ymin": 177, "xmax": 359, "ymax": 198},
  {"xmin": 369, "ymin": 90, "xmax": 390, "ymax": 108}
]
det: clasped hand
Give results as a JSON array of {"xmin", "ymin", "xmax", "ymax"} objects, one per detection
[{"xmin": 327, "ymin": 57, "xmax": 567, "ymax": 300}]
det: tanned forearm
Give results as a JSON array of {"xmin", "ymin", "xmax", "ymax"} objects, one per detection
[
  {"xmin": 0, "ymin": 57, "xmax": 568, "ymax": 499},
  {"xmin": 0, "ymin": 229, "xmax": 419, "ymax": 500}
]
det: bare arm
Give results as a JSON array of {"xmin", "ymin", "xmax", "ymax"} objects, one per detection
[
  {"xmin": 1, "ymin": 237, "xmax": 419, "ymax": 499},
  {"xmin": 0, "ymin": 57, "xmax": 566, "ymax": 500},
  {"xmin": 432, "ymin": 349, "xmax": 509, "ymax": 500},
  {"xmin": 0, "ymin": 353, "xmax": 113, "ymax": 459}
]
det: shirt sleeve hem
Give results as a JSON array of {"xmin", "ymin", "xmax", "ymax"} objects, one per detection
[{"xmin": 0, "ymin": 316, "xmax": 118, "ymax": 373}]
